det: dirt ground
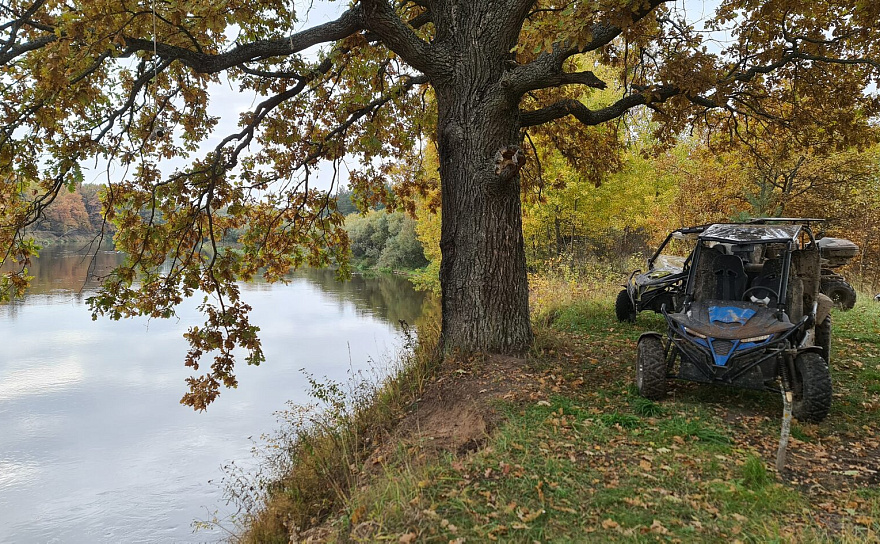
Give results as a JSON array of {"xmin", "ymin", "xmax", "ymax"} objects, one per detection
[{"xmin": 365, "ymin": 354, "xmax": 544, "ymax": 465}]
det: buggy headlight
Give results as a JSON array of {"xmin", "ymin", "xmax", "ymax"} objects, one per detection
[
  {"xmin": 683, "ymin": 327, "xmax": 707, "ymax": 339},
  {"xmin": 742, "ymin": 334, "xmax": 771, "ymax": 343}
]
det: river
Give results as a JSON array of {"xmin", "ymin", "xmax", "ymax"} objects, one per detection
[{"xmin": 0, "ymin": 245, "xmax": 427, "ymax": 543}]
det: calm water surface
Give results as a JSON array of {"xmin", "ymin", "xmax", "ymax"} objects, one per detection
[{"xmin": 0, "ymin": 246, "xmax": 427, "ymax": 543}]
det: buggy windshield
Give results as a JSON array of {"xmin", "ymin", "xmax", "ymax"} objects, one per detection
[{"xmin": 699, "ymin": 224, "xmax": 802, "ymax": 244}]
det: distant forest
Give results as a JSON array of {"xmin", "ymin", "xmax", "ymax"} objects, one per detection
[
  {"xmin": 28, "ymin": 184, "xmax": 369, "ymax": 242},
  {"xmin": 28, "ymin": 183, "xmax": 107, "ymax": 242}
]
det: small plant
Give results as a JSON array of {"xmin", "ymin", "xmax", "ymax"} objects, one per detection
[
  {"xmin": 599, "ymin": 411, "xmax": 642, "ymax": 429},
  {"xmin": 789, "ymin": 424, "xmax": 810, "ymax": 442},
  {"xmin": 632, "ymin": 396, "xmax": 664, "ymax": 417},
  {"xmin": 741, "ymin": 454, "xmax": 771, "ymax": 490},
  {"xmin": 664, "ymin": 417, "xmax": 731, "ymax": 445}
]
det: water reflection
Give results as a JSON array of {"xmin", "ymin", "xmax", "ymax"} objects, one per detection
[
  {"xmin": 4, "ymin": 245, "xmax": 427, "ymax": 328},
  {"xmin": 0, "ymin": 244, "xmax": 430, "ymax": 544},
  {"xmin": 294, "ymin": 268, "xmax": 426, "ymax": 327}
]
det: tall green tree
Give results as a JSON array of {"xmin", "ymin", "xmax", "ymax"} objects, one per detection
[{"xmin": 2, "ymin": 0, "xmax": 880, "ymax": 407}]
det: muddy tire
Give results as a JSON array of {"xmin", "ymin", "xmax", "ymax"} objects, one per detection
[
  {"xmin": 821, "ymin": 279, "xmax": 857, "ymax": 310},
  {"xmin": 636, "ymin": 335, "xmax": 667, "ymax": 400},
  {"xmin": 616, "ymin": 289, "xmax": 637, "ymax": 322},
  {"xmin": 792, "ymin": 352, "xmax": 832, "ymax": 423},
  {"xmin": 815, "ymin": 315, "xmax": 832, "ymax": 366}
]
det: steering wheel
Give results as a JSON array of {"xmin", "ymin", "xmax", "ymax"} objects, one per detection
[{"xmin": 742, "ymin": 286, "xmax": 779, "ymax": 306}]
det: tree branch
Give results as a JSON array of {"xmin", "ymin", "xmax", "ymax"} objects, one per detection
[
  {"xmin": 502, "ymin": 0, "xmax": 669, "ymax": 98},
  {"xmin": 359, "ymin": 0, "xmax": 442, "ymax": 78},
  {"xmin": 0, "ymin": 34, "xmax": 55, "ymax": 65},
  {"xmin": 520, "ymin": 85, "xmax": 679, "ymax": 127},
  {"xmin": 122, "ymin": 7, "xmax": 367, "ymax": 74},
  {"xmin": 502, "ymin": 64, "xmax": 607, "ymax": 97}
]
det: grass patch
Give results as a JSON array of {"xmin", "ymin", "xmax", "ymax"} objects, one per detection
[
  {"xmin": 335, "ymin": 399, "xmax": 810, "ymax": 542},
  {"xmin": 631, "ymin": 396, "xmax": 664, "ymax": 417},
  {"xmin": 741, "ymin": 454, "xmax": 771, "ymax": 490},
  {"xmin": 662, "ymin": 416, "xmax": 732, "ymax": 445}
]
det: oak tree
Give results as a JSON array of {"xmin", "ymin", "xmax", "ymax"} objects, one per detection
[{"xmin": 2, "ymin": 0, "xmax": 880, "ymax": 408}]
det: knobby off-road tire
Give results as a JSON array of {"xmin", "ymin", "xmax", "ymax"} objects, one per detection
[
  {"xmin": 616, "ymin": 289, "xmax": 637, "ymax": 323},
  {"xmin": 821, "ymin": 279, "xmax": 857, "ymax": 310},
  {"xmin": 815, "ymin": 315, "xmax": 832, "ymax": 366},
  {"xmin": 636, "ymin": 335, "xmax": 667, "ymax": 400},
  {"xmin": 792, "ymin": 352, "xmax": 832, "ymax": 423}
]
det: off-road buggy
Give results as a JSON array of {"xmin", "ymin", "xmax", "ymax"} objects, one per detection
[
  {"xmin": 615, "ymin": 225, "xmax": 705, "ymax": 322},
  {"xmin": 636, "ymin": 219, "xmax": 834, "ymax": 423},
  {"xmin": 618, "ymin": 225, "xmax": 859, "ymax": 321}
]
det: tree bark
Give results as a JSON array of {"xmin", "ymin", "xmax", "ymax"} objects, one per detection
[{"xmin": 432, "ymin": 19, "xmax": 533, "ymax": 354}]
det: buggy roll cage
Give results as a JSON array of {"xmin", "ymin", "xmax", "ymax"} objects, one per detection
[
  {"xmin": 646, "ymin": 224, "xmax": 709, "ymax": 270},
  {"xmin": 679, "ymin": 221, "xmax": 821, "ymax": 317}
]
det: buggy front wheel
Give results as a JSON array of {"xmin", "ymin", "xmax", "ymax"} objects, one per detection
[
  {"xmin": 636, "ymin": 335, "xmax": 667, "ymax": 399},
  {"xmin": 792, "ymin": 352, "xmax": 832, "ymax": 423},
  {"xmin": 616, "ymin": 289, "xmax": 637, "ymax": 322},
  {"xmin": 815, "ymin": 315, "xmax": 832, "ymax": 365}
]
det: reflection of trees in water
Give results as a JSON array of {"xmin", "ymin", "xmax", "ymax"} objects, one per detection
[
  {"xmin": 5, "ymin": 248, "xmax": 432, "ymax": 330},
  {"xmin": 291, "ymin": 268, "xmax": 430, "ymax": 328},
  {"xmin": 3, "ymin": 244, "xmax": 123, "ymax": 296}
]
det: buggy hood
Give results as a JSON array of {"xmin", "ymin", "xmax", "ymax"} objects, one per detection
[{"xmin": 670, "ymin": 301, "xmax": 795, "ymax": 340}]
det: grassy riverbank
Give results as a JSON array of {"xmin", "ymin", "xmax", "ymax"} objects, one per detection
[{"xmin": 235, "ymin": 276, "xmax": 880, "ymax": 543}]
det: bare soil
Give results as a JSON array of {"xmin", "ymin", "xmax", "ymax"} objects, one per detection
[{"xmin": 365, "ymin": 354, "xmax": 543, "ymax": 467}]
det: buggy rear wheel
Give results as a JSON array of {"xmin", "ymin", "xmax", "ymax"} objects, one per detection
[
  {"xmin": 792, "ymin": 352, "xmax": 832, "ymax": 423},
  {"xmin": 636, "ymin": 335, "xmax": 667, "ymax": 399},
  {"xmin": 616, "ymin": 289, "xmax": 637, "ymax": 322},
  {"xmin": 821, "ymin": 279, "xmax": 857, "ymax": 310}
]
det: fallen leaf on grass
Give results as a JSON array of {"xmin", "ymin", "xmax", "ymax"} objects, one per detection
[
  {"xmin": 440, "ymin": 519, "xmax": 459, "ymax": 532},
  {"xmin": 602, "ymin": 519, "xmax": 619, "ymax": 529},
  {"xmin": 650, "ymin": 520, "xmax": 668, "ymax": 534},
  {"xmin": 399, "ymin": 532, "xmax": 417, "ymax": 543},
  {"xmin": 517, "ymin": 508, "xmax": 545, "ymax": 523}
]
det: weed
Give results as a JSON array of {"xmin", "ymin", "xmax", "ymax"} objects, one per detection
[
  {"xmin": 632, "ymin": 396, "xmax": 664, "ymax": 417},
  {"xmin": 599, "ymin": 411, "xmax": 642, "ymax": 429},
  {"xmin": 221, "ymin": 302, "xmax": 442, "ymax": 542},
  {"xmin": 663, "ymin": 416, "xmax": 731, "ymax": 445},
  {"xmin": 741, "ymin": 454, "xmax": 771, "ymax": 490}
]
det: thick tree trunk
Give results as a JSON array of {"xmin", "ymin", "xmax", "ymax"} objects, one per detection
[{"xmin": 434, "ymin": 70, "xmax": 533, "ymax": 354}]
